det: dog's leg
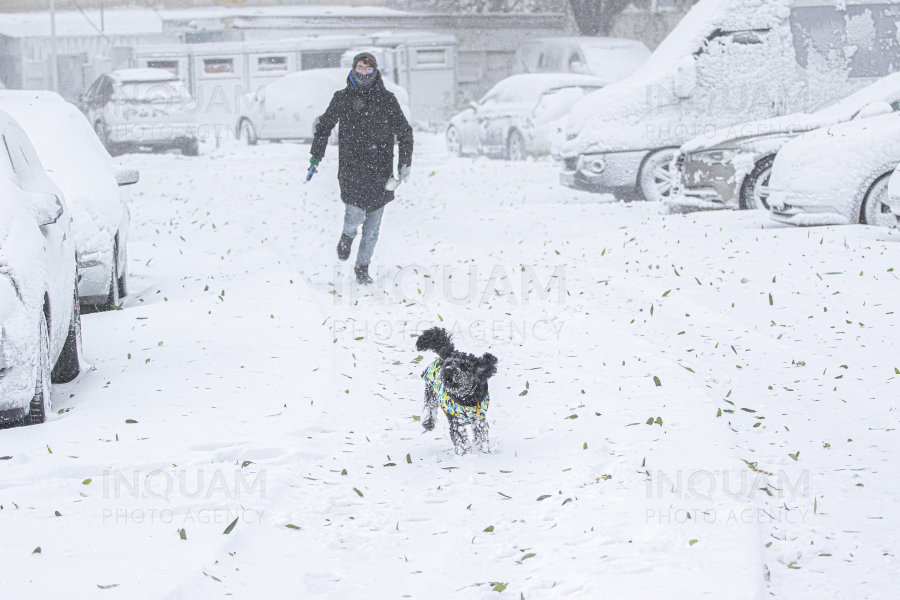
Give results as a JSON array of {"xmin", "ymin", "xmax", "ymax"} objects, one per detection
[
  {"xmin": 422, "ymin": 387, "xmax": 438, "ymax": 431},
  {"xmin": 473, "ymin": 416, "xmax": 490, "ymax": 453},
  {"xmin": 448, "ymin": 416, "xmax": 469, "ymax": 455}
]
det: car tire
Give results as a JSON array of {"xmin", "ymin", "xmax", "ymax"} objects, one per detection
[
  {"xmin": 99, "ymin": 241, "xmax": 121, "ymax": 311},
  {"xmin": 637, "ymin": 148, "xmax": 678, "ymax": 202},
  {"xmin": 446, "ymin": 126, "xmax": 461, "ymax": 155},
  {"xmin": 95, "ymin": 121, "xmax": 119, "ymax": 156},
  {"xmin": 239, "ymin": 119, "xmax": 258, "ymax": 146},
  {"xmin": 51, "ymin": 289, "xmax": 82, "ymax": 384},
  {"xmin": 859, "ymin": 174, "xmax": 893, "ymax": 227},
  {"xmin": 739, "ymin": 155, "xmax": 775, "ymax": 210},
  {"xmin": 117, "ymin": 238, "xmax": 128, "ymax": 299},
  {"xmin": 25, "ymin": 312, "xmax": 52, "ymax": 426},
  {"xmin": 506, "ymin": 130, "xmax": 526, "ymax": 161},
  {"xmin": 182, "ymin": 139, "xmax": 199, "ymax": 157}
]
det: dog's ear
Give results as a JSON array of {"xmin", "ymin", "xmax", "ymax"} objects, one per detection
[
  {"xmin": 416, "ymin": 327, "xmax": 455, "ymax": 358},
  {"xmin": 476, "ymin": 353, "xmax": 498, "ymax": 379}
]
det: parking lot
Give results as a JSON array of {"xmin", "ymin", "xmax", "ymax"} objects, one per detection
[{"xmin": 1, "ymin": 133, "xmax": 898, "ymax": 598}]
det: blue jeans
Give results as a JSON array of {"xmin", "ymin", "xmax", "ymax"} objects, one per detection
[{"xmin": 342, "ymin": 204, "xmax": 384, "ymax": 267}]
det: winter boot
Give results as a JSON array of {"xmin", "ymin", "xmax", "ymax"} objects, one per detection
[
  {"xmin": 355, "ymin": 264, "xmax": 373, "ymax": 285},
  {"xmin": 337, "ymin": 233, "xmax": 354, "ymax": 261}
]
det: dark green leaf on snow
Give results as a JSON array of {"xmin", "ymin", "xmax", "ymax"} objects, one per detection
[{"xmin": 223, "ymin": 518, "xmax": 239, "ymax": 535}]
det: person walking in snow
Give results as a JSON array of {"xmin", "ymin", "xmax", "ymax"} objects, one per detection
[{"xmin": 308, "ymin": 52, "xmax": 414, "ymax": 284}]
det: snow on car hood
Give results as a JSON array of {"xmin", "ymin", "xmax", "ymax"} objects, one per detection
[
  {"xmin": 560, "ymin": 0, "xmax": 791, "ymax": 156},
  {"xmin": 768, "ymin": 112, "xmax": 900, "ymax": 208},
  {"xmin": 0, "ymin": 92, "xmax": 122, "ymax": 257},
  {"xmin": 683, "ymin": 71, "xmax": 900, "ymax": 153}
]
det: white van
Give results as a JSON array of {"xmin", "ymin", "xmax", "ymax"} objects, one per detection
[
  {"xmin": 514, "ymin": 37, "xmax": 650, "ymax": 84},
  {"xmin": 558, "ymin": 0, "xmax": 900, "ymax": 201}
]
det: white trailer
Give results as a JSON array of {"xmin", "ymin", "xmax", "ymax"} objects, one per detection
[
  {"xmin": 127, "ymin": 36, "xmax": 373, "ymax": 132},
  {"xmin": 340, "ymin": 31, "xmax": 458, "ymax": 124}
]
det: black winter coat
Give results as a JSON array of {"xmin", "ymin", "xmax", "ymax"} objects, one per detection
[{"xmin": 311, "ymin": 71, "xmax": 414, "ymax": 212}]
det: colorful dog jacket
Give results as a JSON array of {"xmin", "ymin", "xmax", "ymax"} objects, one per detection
[{"xmin": 421, "ymin": 358, "xmax": 490, "ymax": 426}]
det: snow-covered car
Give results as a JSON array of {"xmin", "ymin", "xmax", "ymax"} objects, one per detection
[
  {"xmin": 80, "ymin": 68, "xmax": 199, "ymax": 156},
  {"xmin": 668, "ymin": 72, "xmax": 900, "ymax": 211},
  {"xmin": 446, "ymin": 73, "xmax": 606, "ymax": 160},
  {"xmin": 0, "ymin": 109, "xmax": 81, "ymax": 426},
  {"xmin": 234, "ymin": 68, "xmax": 411, "ymax": 144},
  {"xmin": 767, "ymin": 112, "xmax": 900, "ymax": 227},
  {"xmin": 0, "ymin": 91, "xmax": 136, "ymax": 311},
  {"xmin": 513, "ymin": 37, "xmax": 649, "ymax": 83},
  {"xmin": 558, "ymin": 0, "xmax": 900, "ymax": 202},
  {"xmin": 888, "ymin": 162, "xmax": 900, "ymax": 225}
]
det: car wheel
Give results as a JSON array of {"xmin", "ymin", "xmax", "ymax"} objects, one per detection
[
  {"xmin": 239, "ymin": 119, "xmax": 258, "ymax": 146},
  {"xmin": 739, "ymin": 155, "xmax": 775, "ymax": 210},
  {"xmin": 506, "ymin": 130, "xmax": 526, "ymax": 161},
  {"xmin": 25, "ymin": 312, "xmax": 52, "ymax": 426},
  {"xmin": 637, "ymin": 149, "xmax": 678, "ymax": 202},
  {"xmin": 95, "ymin": 121, "xmax": 117, "ymax": 155},
  {"xmin": 182, "ymin": 139, "xmax": 199, "ymax": 157},
  {"xmin": 446, "ymin": 126, "xmax": 461, "ymax": 155},
  {"xmin": 860, "ymin": 174, "xmax": 894, "ymax": 227},
  {"xmin": 100, "ymin": 241, "xmax": 121, "ymax": 311},
  {"xmin": 51, "ymin": 289, "xmax": 82, "ymax": 384},
  {"xmin": 117, "ymin": 238, "xmax": 128, "ymax": 298}
]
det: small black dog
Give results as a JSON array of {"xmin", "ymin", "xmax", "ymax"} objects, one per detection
[{"xmin": 416, "ymin": 327, "xmax": 498, "ymax": 454}]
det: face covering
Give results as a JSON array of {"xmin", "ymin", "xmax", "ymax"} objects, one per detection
[{"xmin": 352, "ymin": 69, "xmax": 377, "ymax": 88}]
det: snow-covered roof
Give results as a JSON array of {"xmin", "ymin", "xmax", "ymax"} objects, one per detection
[
  {"xmin": 0, "ymin": 5, "xmax": 408, "ymax": 39},
  {"xmin": 0, "ymin": 7, "xmax": 162, "ymax": 38},
  {"xmin": 109, "ymin": 68, "xmax": 180, "ymax": 83}
]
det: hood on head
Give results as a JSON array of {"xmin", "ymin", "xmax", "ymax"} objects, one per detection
[{"xmin": 352, "ymin": 52, "xmax": 378, "ymax": 69}]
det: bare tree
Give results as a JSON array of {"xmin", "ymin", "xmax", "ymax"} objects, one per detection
[{"xmin": 568, "ymin": 0, "xmax": 631, "ymax": 36}]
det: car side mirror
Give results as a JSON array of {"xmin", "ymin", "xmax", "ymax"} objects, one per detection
[
  {"xmin": 732, "ymin": 31, "xmax": 763, "ymax": 45},
  {"xmin": 32, "ymin": 192, "xmax": 64, "ymax": 226},
  {"xmin": 853, "ymin": 101, "xmax": 893, "ymax": 120},
  {"xmin": 114, "ymin": 167, "xmax": 140, "ymax": 186}
]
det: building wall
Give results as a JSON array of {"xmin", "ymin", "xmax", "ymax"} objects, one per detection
[{"xmin": 0, "ymin": 0, "xmax": 393, "ymax": 12}]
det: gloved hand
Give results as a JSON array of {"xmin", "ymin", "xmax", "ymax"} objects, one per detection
[
  {"xmin": 306, "ymin": 156, "xmax": 320, "ymax": 182},
  {"xmin": 398, "ymin": 164, "xmax": 411, "ymax": 183}
]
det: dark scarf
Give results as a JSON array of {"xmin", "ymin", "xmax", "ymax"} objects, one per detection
[{"xmin": 349, "ymin": 68, "xmax": 378, "ymax": 88}]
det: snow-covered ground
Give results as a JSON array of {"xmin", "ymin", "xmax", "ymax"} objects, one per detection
[{"xmin": 2, "ymin": 133, "xmax": 899, "ymax": 599}]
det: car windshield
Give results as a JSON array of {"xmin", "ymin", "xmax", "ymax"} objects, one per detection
[
  {"xmin": 807, "ymin": 73, "xmax": 900, "ymax": 122},
  {"xmin": 579, "ymin": 46, "xmax": 649, "ymax": 81},
  {"xmin": 118, "ymin": 80, "xmax": 190, "ymax": 103}
]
